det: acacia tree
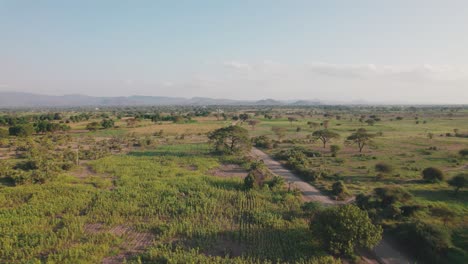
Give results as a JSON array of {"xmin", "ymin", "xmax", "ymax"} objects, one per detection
[
  {"xmin": 312, "ymin": 129, "xmax": 340, "ymax": 148},
  {"xmin": 311, "ymin": 204, "xmax": 382, "ymax": 256},
  {"xmin": 346, "ymin": 128, "xmax": 375, "ymax": 152},
  {"xmin": 208, "ymin": 126, "xmax": 251, "ymax": 154}
]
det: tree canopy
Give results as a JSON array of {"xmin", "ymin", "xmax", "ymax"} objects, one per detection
[
  {"xmin": 208, "ymin": 125, "xmax": 251, "ymax": 154},
  {"xmin": 312, "ymin": 129, "xmax": 340, "ymax": 148},
  {"xmin": 346, "ymin": 128, "xmax": 375, "ymax": 152}
]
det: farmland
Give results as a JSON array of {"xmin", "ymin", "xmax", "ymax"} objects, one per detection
[{"xmin": 0, "ymin": 105, "xmax": 467, "ymax": 263}]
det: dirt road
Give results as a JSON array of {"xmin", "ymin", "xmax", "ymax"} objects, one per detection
[{"xmin": 250, "ymin": 147, "xmax": 411, "ymax": 264}]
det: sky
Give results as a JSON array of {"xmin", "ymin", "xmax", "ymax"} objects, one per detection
[{"xmin": 1, "ymin": 0, "xmax": 468, "ymax": 104}]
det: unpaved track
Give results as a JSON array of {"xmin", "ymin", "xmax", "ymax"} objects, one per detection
[{"xmin": 251, "ymin": 147, "xmax": 411, "ymax": 264}]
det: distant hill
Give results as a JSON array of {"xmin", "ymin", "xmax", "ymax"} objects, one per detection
[
  {"xmin": 0, "ymin": 92, "xmax": 309, "ymax": 107},
  {"xmin": 290, "ymin": 100, "xmax": 322, "ymax": 106}
]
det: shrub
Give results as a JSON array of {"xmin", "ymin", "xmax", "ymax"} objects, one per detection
[
  {"xmin": 244, "ymin": 172, "xmax": 255, "ymax": 190},
  {"xmin": 331, "ymin": 180, "xmax": 348, "ymax": 197},
  {"xmin": 266, "ymin": 175, "xmax": 285, "ymax": 189},
  {"xmin": 422, "ymin": 167, "xmax": 444, "ymax": 182},
  {"xmin": 330, "ymin": 145, "xmax": 340, "ymax": 157},
  {"xmin": 393, "ymin": 221, "xmax": 452, "ymax": 264},
  {"xmin": 447, "ymin": 173, "xmax": 467, "ymax": 195},
  {"xmin": 459, "ymin": 149, "xmax": 468, "ymax": 158},
  {"xmin": 400, "ymin": 205, "xmax": 424, "ymax": 217},
  {"xmin": 252, "ymin": 135, "xmax": 273, "ymax": 149},
  {"xmin": 9, "ymin": 124, "xmax": 34, "ymax": 137},
  {"xmin": 375, "ymin": 162, "xmax": 393, "ymax": 174},
  {"xmin": 374, "ymin": 187, "xmax": 412, "ymax": 207},
  {"xmin": 311, "ymin": 204, "xmax": 382, "ymax": 256}
]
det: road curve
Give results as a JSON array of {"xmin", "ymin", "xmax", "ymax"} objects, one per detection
[{"xmin": 250, "ymin": 147, "xmax": 412, "ymax": 264}]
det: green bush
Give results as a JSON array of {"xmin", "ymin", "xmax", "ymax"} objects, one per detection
[
  {"xmin": 459, "ymin": 149, "xmax": 468, "ymax": 158},
  {"xmin": 375, "ymin": 162, "xmax": 393, "ymax": 174},
  {"xmin": 244, "ymin": 172, "xmax": 255, "ymax": 190},
  {"xmin": 9, "ymin": 124, "xmax": 34, "ymax": 137},
  {"xmin": 393, "ymin": 221, "xmax": 453, "ymax": 264},
  {"xmin": 448, "ymin": 173, "xmax": 467, "ymax": 195},
  {"xmin": 311, "ymin": 204, "xmax": 382, "ymax": 256},
  {"xmin": 374, "ymin": 187, "xmax": 412, "ymax": 207},
  {"xmin": 422, "ymin": 167, "xmax": 445, "ymax": 182},
  {"xmin": 331, "ymin": 180, "xmax": 348, "ymax": 198},
  {"xmin": 252, "ymin": 135, "xmax": 273, "ymax": 149}
]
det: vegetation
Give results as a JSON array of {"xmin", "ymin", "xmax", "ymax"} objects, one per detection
[
  {"xmin": 448, "ymin": 173, "xmax": 467, "ymax": 195},
  {"xmin": 422, "ymin": 167, "xmax": 445, "ymax": 183},
  {"xmin": 311, "ymin": 204, "xmax": 382, "ymax": 256},
  {"xmin": 0, "ymin": 105, "xmax": 467, "ymax": 263},
  {"xmin": 312, "ymin": 129, "xmax": 340, "ymax": 148},
  {"xmin": 208, "ymin": 125, "xmax": 251, "ymax": 154},
  {"xmin": 346, "ymin": 128, "xmax": 375, "ymax": 152}
]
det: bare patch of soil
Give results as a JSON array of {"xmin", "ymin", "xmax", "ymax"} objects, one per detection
[{"xmin": 209, "ymin": 164, "xmax": 248, "ymax": 178}]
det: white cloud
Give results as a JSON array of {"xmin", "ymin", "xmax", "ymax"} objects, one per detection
[
  {"xmin": 184, "ymin": 61, "xmax": 468, "ymax": 103},
  {"xmin": 223, "ymin": 61, "xmax": 252, "ymax": 70}
]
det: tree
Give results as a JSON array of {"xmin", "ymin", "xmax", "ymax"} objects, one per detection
[
  {"xmin": 422, "ymin": 167, "xmax": 444, "ymax": 183},
  {"xmin": 312, "ymin": 129, "xmax": 340, "ymax": 148},
  {"xmin": 330, "ymin": 145, "xmax": 340, "ymax": 157},
  {"xmin": 247, "ymin": 119, "xmax": 260, "ymax": 130},
  {"xmin": 448, "ymin": 173, "xmax": 467, "ymax": 195},
  {"xmin": 271, "ymin": 126, "xmax": 286, "ymax": 141},
  {"xmin": 239, "ymin": 113, "xmax": 249, "ymax": 122},
  {"xmin": 208, "ymin": 126, "xmax": 251, "ymax": 154},
  {"xmin": 346, "ymin": 128, "xmax": 375, "ymax": 152},
  {"xmin": 311, "ymin": 204, "xmax": 382, "ymax": 256},
  {"xmin": 287, "ymin": 117, "xmax": 298, "ymax": 126},
  {"xmin": 101, "ymin": 119, "xmax": 115, "ymax": 129}
]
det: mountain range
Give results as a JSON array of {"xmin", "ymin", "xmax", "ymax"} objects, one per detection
[{"xmin": 0, "ymin": 92, "xmax": 322, "ymax": 108}]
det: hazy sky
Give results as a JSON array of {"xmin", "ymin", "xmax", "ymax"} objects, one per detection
[{"xmin": 1, "ymin": 1, "xmax": 468, "ymax": 103}]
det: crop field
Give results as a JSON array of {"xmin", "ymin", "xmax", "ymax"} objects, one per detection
[{"xmin": 0, "ymin": 141, "xmax": 334, "ymax": 263}]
